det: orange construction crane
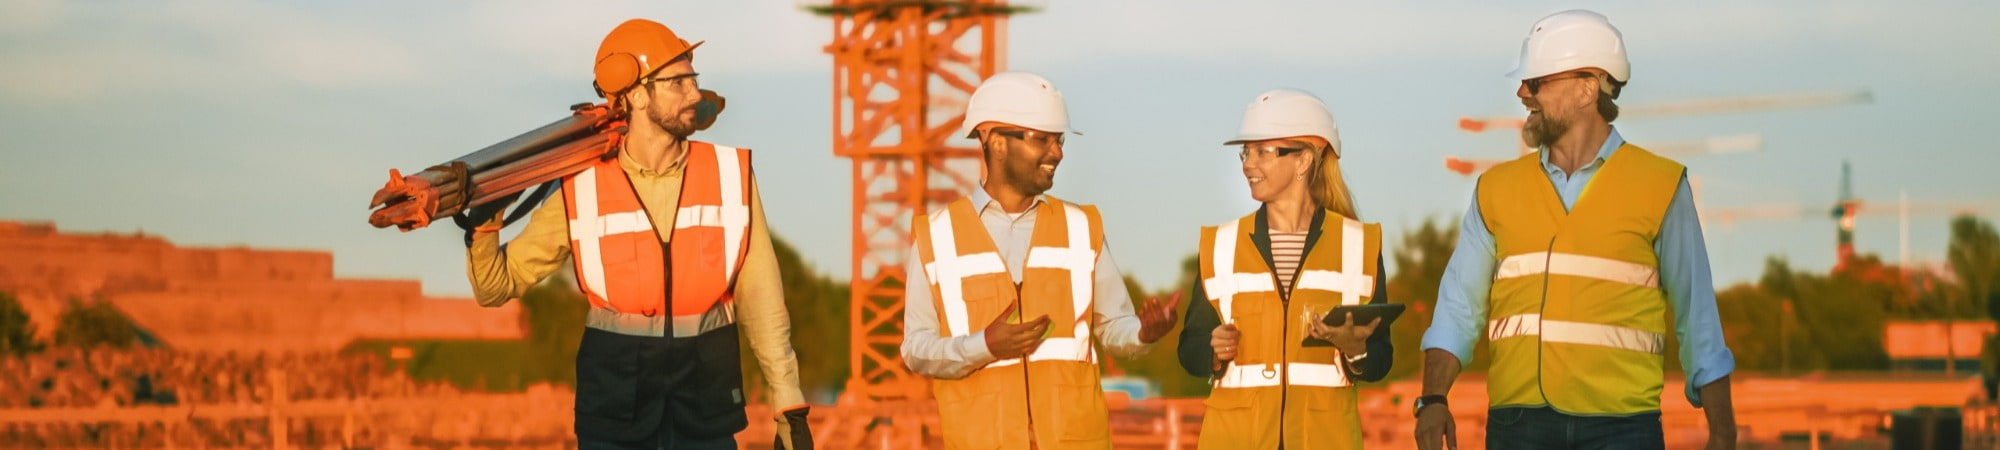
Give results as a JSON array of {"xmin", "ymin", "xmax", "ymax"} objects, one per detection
[
  {"xmin": 808, "ymin": 1, "xmax": 1029, "ymax": 446},
  {"xmin": 1445, "ymin": 90, "xmax": 1872, "ymax": 176}
]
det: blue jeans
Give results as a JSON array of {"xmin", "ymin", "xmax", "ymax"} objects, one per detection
[{"xmin": 1485, "ymin": 406, "xmax": 1664, "ymax": 450}]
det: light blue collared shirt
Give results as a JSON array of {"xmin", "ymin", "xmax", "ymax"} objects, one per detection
[{"xmin": 1419, "ymin": 128, "xmax": 1736, "ymax": 408}]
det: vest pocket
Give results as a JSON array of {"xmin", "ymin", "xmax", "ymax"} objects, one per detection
[
  {"xmin": 676, "ymin": 324, "xmax": 749, "ymax": 438},
  {"xmin": 1296, "ymin": 387, "xmax": 1362, "ymax": 450},
  {"xmin": 1199, "ymin": 389, "xmax": 1266, "ymax": 447},
  {"xmin": 1230, "ymin": 308, "xmax": 1273, "ymax": 364},
  {"xmin": 574, "ymin": 329, "xmax": 639, "ymax": 421},
  {"xmin": 1053, "ymin": 380, "xmax": 1110, "ymax": 442},
  {"xmin": 936, "ymin": 390, "xmax": 1002, "ymax": 449},
  {"xmin": 598, "ymin": 233, "xmax": 642, "ymax": 263}
]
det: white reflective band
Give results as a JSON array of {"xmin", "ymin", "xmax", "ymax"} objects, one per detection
[
  {"xmin": 1204, "ymin": 220, "xmax": 1279, "ymax": 325},
  {"xmin": 713, "ymin": 145, "xmax": 748, "ymax": 284},
  {"xmin": 926, "ymin": 211, "xmax": 1008, "ymax": 336},
  {"xmin": 1340, "ymin": 217, "xmax": 1365, "ymax": 305},
  {"xmin": 1294, "ymin": 269, "xmax": 1373, "ymax": 305},
  {"xmin": 1213, "ymin": 362, "xmax": 1350, "ymax": 389},
  {"xmin": 592, "ymin": 211, "xmax": 653, "ymax": 237},
  {"xmin": 1486, "ymin": 313, "xmax": 1665, "ymax": 355},
  {"xmin": 673, "ymin": 205, "xmax": 716, "ymax": 228},
  {"xmin": 988, "ymin": 336, "xmax": 1096, "ymax": 367},
  {"xmin": 672, "ymin": 205, "xmax": 751, "ymax": 229},
  {"xmin": 570, "ymin": 166, "xmax": 610, "ymax": 304},
  {"xmin": 1495, "ymin": 252, "xmax": 1659, "ymax": 289},
  {"xmin": 997, "ymin": 204, "xmax": 1098, "ymax": 363}
]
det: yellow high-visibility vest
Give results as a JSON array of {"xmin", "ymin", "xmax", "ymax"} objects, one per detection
[
  {"xmin": 912, "ymin": 195, "xmax": 1109, "ymax": 449},
  {"xmin": 1476, "ymin": 143, "xmax": 1684, "ymax": 415},
  {"xmin": 1196, "ymin": 210, "xmax": 1381, "ymax": 449}
]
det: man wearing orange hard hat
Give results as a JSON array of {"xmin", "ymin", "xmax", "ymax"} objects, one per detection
[{"xmin": 465, "ymin": 19, "xmax": 812, "ymax": 449}]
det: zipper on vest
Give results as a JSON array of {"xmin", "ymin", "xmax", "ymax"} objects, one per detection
[
  {"xmin": 1015, "ymin": 283, "xmax": 1036, "ymax": 443},
  {"xmin": 1534, "ymin": 236, "xmax": 1556, "ymax": 406},
  {"xmin": 1271, "ymin": 269, "xmax": 1290, "ymax": 443}
]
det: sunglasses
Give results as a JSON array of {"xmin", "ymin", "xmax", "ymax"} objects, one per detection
[
  {"xmin": 992, "ymin": 128, "xmax": 1065, "ymax": 146},
  {"xmin": 1522, "ymin": 72, "xmax": 1596, "ymax": 95},
  {"xmin": 1238, "ymin": 146, "xmax": 1309, "ymax": 162},
  {"xmin": 646, "ymin": 72, "xmax": 701, "ymax": 91}
]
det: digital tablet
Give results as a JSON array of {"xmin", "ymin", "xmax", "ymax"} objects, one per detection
[
  {"xmin": 1319, "ymin": 303, "xmax": 1405, "ymax": 328},
  {"xmin": 1302, "ymin": 304, "xmax": 1406, "ymax": 347}
]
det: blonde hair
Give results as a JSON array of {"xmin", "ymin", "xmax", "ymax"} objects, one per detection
[{"xmin": 1306, "ymin": 147, "xmax": 1359, "ymax": 219}]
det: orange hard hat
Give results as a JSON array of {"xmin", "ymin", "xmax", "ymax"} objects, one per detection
[{"xmin": 593, "ymin": 19, "xmax": 703, "ymax": 99}]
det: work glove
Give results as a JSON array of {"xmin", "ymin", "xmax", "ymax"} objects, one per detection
[
  {"xmin": 774, "ymin": 406, "xmax": 812, "ymax": 450},
  {"xmin": 451, "ymin": 189, "xmax": 522, "ymax": 247}
]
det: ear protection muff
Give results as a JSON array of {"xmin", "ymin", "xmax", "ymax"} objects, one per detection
[{"xmin": 593, "ymin": 52, "xmax": 645, "ymax": 99}]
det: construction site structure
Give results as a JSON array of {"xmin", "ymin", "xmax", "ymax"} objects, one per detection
[
  {"xmin": 1705, "ymin": 161, "xmax": 1996, "ymax": 273},
  {"xmin": 807, "ymin": 0, "xmax": 1032, "ymax": 446},
  {"xmin": 1444, "ymin": 90, "xmax": 1873, "ymax": 176}
]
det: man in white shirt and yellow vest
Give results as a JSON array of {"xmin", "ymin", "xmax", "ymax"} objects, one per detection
[
  {"xmin": 1415, "ymin": 10, "xmax": 1738, "ymax": 450},
  {"xmin": 465, "ymin": 19, "xmax": 811, "ymax": 450},
  {"xmin": 900, "ymin": 72, "xmax": 1181, "ymax": 450}
]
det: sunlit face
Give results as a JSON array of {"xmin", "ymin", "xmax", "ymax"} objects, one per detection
[
  {"xmin": 637, "ymin": 58, "xmax": 702, "ymax": 137},
  {"xmin": 1517, "ymin": 70, "xmax": 1599, "ymax": 148},
  {"xmin": 983, "ymin": 125, "xmax": 1066, "ymax": 196},
  {"xmin": 1237, "ymin": 137, "xmax": 1320, "ymax": 203}
]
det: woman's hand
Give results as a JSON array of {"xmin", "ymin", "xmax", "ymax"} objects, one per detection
[{"xmin": 1309, "ymin": 312, "xmax": 1380, "ymax": 356}]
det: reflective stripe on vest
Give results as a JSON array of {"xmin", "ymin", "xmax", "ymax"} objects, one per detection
[
  {"xmin": 1201, "ymin": 212, "xmax": 1381, "ymax": 391},
  {"xmin": 1293, "ymin": 217, "xmax": 1375, "ymax": 306},
  {"xmin": 564, "ymin": 142, "xmax": 751, "ymax": 337},
  {"xmin": 1496, "ymin": 251, "xmax": 1660, "ymax": 289},
  {"xmin": 925, "ymin": 200, "xmax": 1099, "ymax": 365},
  {"xmin": 1476, "ymin": 143, "xmax": 1684, "ymax": 415},
  {"xmin": 1214, "ymin": 362, "xmax": 1350, "ymax": 389},
  {"xmin": 1205, "ymin": 216, "xmax": 1377, "ymax": 320},
  {"xmin": 917, "ymin": 196, "xmax": 1112, "ymax": 448},
  {"xmin": 922, "ymin": 210, "xmax": 1008, "ymax": 338},
  {"xmin": 567, "ymin": 165, "xmax": 624, "ymax": 307},
  {"xmin": 1487, "ymin": 313, "xmax": 1665, "ymax": 355}
]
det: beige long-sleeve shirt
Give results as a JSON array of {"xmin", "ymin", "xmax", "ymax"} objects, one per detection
[{"xmin": 465, "ymin": 149, "xmax": 805, "ymax": 411}]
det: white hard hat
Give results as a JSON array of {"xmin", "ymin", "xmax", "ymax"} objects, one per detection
[
  {"xmin": 1224, "ymin": 89, "xmax": 1342, "ymax": 157},
  {"xmin": 955, "ymin": 72, "xmax": 1078, "ymax": 140},
  {"xmin": 1507, "ymin": 10, "xmax": 1629, "ymax": 84}
]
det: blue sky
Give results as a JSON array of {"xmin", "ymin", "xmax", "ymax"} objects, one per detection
[{"xmin": 3, "ymin": 1, "xmax": 1996, "ymax": 296}]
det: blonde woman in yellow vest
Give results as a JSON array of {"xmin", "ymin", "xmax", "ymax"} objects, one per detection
[
  {"xmin": 900, "ymin": 72, "xmax": 1182, "ymax": 450},
  {"xmin": 1175, "ymin": 89, "xmax": 1394, "ymax": 450},
  {"xmin": 1415, "ymin": 11, "xmax": 1738, "ymax": 450}
]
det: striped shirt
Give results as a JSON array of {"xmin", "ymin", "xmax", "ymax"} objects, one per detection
[{"xmin": 1271, "ymin": 231, "xmax": 1308, "ymax": 294}]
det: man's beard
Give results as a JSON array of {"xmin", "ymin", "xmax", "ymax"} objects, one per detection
[
  {"xmin": 1002, "ymin": 159, "xmax": 1054, "ymax": 196},
  {"xmin": 1521, "ymin": 112, "xmax": 1570, "ymax": 150},
  {"xmin": 650, "ymin": 104, "xmax": 698, "ymax": 137}
]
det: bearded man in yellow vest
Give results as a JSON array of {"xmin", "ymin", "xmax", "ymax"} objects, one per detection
[
  {"xmin": 1414, "ymin": 10, "xmax": 1738, "ymax": 450},
  {"xmin": 900, "ymin": 72, "xmax": 1182, "ymax": 450},
  {"xmin": 464, "ymin": 19, "xmax": 811, "ymax": 450}
]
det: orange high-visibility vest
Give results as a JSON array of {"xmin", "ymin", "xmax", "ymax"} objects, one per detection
[
  {"xmin": 1196, "ymin": 210, "xmax": 1381, "ymax": 450},
  {"xmin": 561, "ymin": 141, "xmax": 751, "ymax": 338},
  {"xmin": 1477, "ymin": 143, "xmax": 1683, "ymax": 415},
  {"xmin": 911, "ymin": 196, "xmax": 1109, "ymax": 450}
]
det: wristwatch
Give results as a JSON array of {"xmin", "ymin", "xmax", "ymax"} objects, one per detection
[{"xmin": 1413, "ymin": 395, "xmax": 1448, "ymax": 418}]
